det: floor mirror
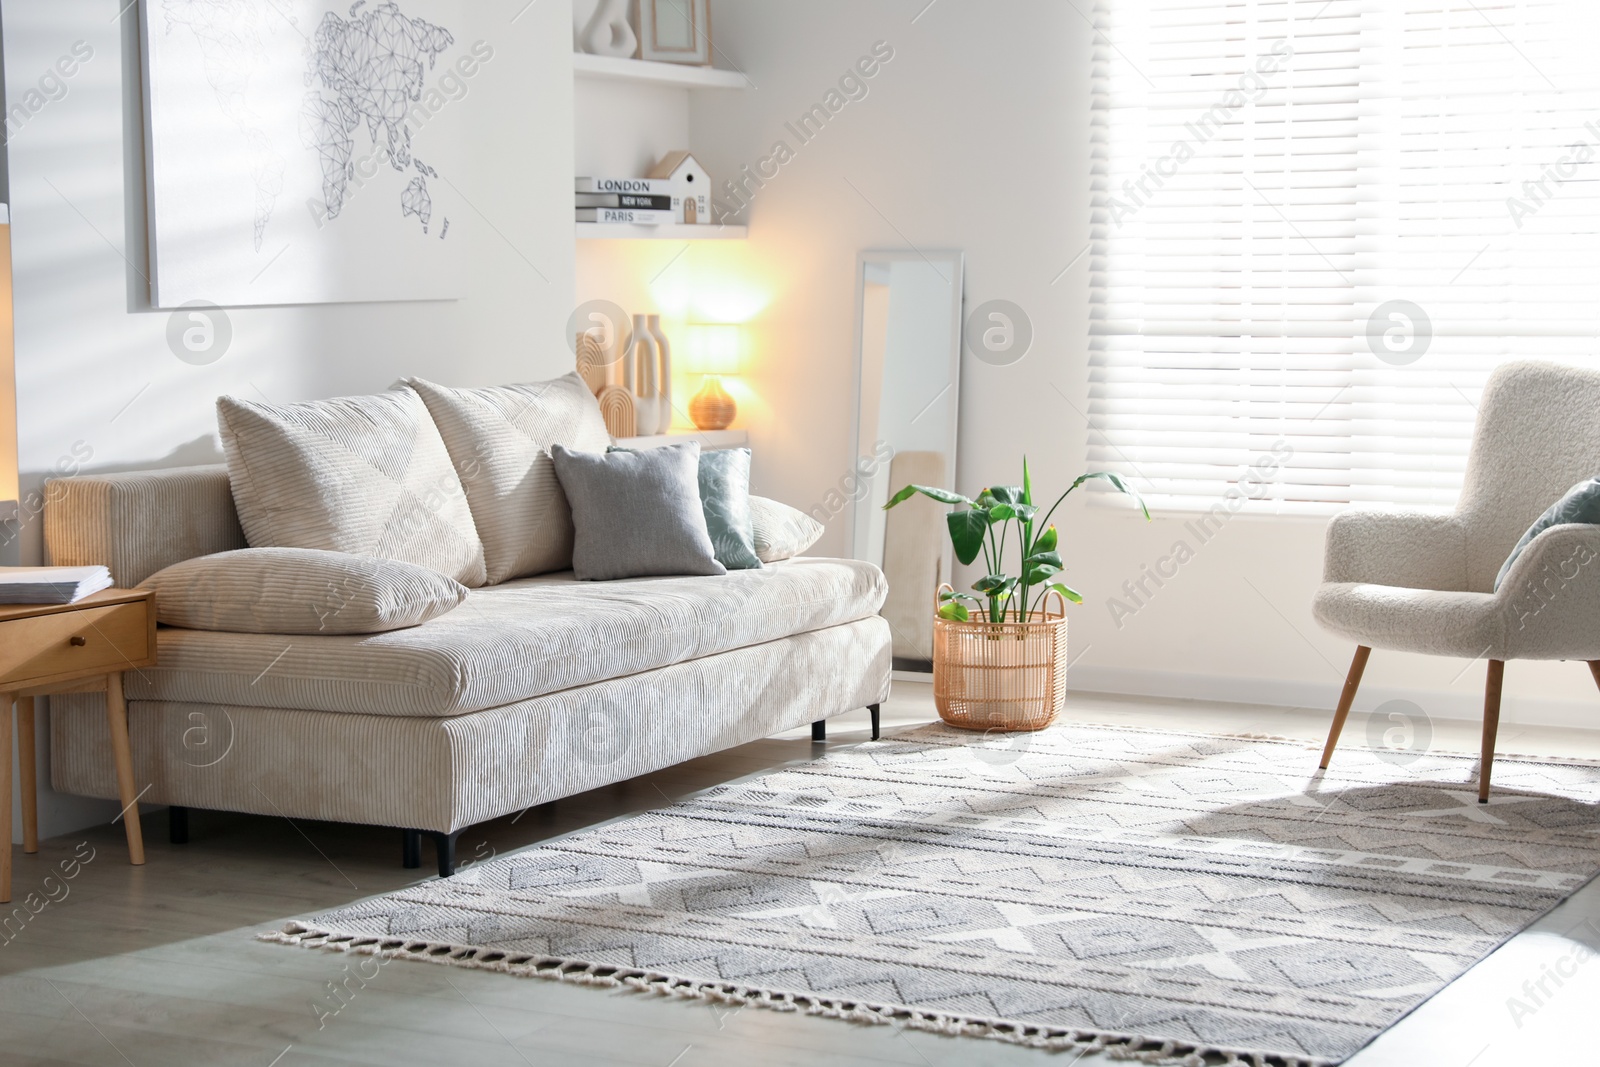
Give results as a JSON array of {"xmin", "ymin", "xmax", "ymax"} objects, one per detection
[{"xmin": 849, "ymin": 250, "xmax": 964, "ymax": 673}]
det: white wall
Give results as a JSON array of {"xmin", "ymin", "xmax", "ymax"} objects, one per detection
[
  {"xmin": 678, "ymin": 0, "xmax": 1599, "ymax": 732},
  {"xmin": 3, "ymin": 0, "xmax": 577, "ymax": 841}
]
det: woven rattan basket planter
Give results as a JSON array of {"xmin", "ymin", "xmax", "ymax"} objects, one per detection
[{"xmin": 932, "ymin": 585, "xmax": 1068, "ymax": 732}]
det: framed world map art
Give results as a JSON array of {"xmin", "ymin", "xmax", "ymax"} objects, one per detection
[{"xmin": 142, "ymin": 0, "xmax": 471, "ymax": 307}]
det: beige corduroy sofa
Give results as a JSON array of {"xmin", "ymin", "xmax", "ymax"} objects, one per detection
[{"xmin": 41, "ymin": 465, "xmax": 891, "ymax": 875}]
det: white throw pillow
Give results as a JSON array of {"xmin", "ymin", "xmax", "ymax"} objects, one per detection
[
  {"xmin": 141, "ymin": 548, "xmax": 468, "ymax": 635},
  {"xmin": 407, "ymin": 373, "xmax": 611, "ymax": 583},
  {"xmin": 749, "ymin": 496, "xmax": 824, "ymax": 562},
  {"xmin": 217, "ymin": 388, "xmax": 487, "ymax": 586}
]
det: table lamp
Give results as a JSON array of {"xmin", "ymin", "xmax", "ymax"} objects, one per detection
[{"xmin": 685, "ymin": 322, "xmax": 740, "ymax": 431}]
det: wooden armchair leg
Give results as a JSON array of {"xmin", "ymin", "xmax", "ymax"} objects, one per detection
[
  {"xmin": 1319, "ymin": 646, "xmax": 1372, "ymax": 769},
  {"xmin": 1480, "ymin": 660, "xmax": 1505, "ymax": 804},
  {"xmin": 1588, "ymin": 661, "xmax": 1600, "ymax": 694}
]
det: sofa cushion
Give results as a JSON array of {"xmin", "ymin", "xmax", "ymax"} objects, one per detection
[
  {"xmin": 127, "ymin": 557, "xmax": 887, "ymax": 717},
  {"xmin": 141, "ymin": 548, "xmax": 468, "ymax": 635},
  {"xmin": 407, "ymin": 374, "xmax": 611, "ymax": 584},
  {"xmin": 698, "ymin": 447, "xmax": 762, "ymax": 570},
  {"xmin": 750, "ymin": 496, "xmax": 823, "ymax": 562},
  {"xmin": 217, "ymin": 388, "xmax": 486, "ymax": 586},
  {"xmin": 552, "ymin": 442, "xmax": 725, "ymax": 581}
]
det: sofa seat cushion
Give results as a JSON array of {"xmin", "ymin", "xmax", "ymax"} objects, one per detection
[{"xmin": 129, "ymin": 557, "xmax": 887, "ymax": 717}]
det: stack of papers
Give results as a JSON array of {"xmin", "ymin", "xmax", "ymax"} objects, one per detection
[{"xmin": 0, "ymin": 566, "xmax": 114, "ymax": 605}]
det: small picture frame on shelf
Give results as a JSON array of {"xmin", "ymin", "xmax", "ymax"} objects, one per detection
[{"xmin": 638, "ymin": 0, "xmax": 712, "ymax": 66}]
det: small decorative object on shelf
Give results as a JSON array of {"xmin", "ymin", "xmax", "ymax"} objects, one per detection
[
  {"xmin": 646, "ymin": 151, "xmax": 711, "ymax": 225},
  {"xmin": 685, "ymin": 322, "xmax": 739, "ymax": 431},
  {"xmin": 885, "ymin": 462, "xmax": 1150, "ymax": 731},
  {"xmin": 576, "ymin": 330, "xmax": 611, "ymax": 395},
  {"xmin": 596, "ymin": 385, "xmax": 636, "ymax": 438},
  {"xmin": 578, "ymin": 0, "xmax": 637, "ymax": 58},
  {"xmin": 629, "ymin": 312, "xmax": 665, "ymax": 435},
  {"xmin": 647, "ymin": 314, "xmax": 672, "ymax": 424},
  {"xmin": 638, "ymin": 0, "xmax": 712, "ymax": 65}
]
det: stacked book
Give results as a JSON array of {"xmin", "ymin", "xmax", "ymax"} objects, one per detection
[
  {"xmin": 576, "ymin": 177, "xmax": 675, "ymax": 226},
  {"xmin": 0, "ymin": 565, "xmax": 114, "ymax": 605}
]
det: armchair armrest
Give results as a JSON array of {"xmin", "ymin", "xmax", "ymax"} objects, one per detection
[
  {"xmin": 1322, "ymin": 509, "xmax": 1467, "ymax": 590},
  {"xmin": 1497, "ymin": 523, "xmax": 1600, "ymax": 660}
]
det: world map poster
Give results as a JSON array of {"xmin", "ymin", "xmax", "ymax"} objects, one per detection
[{"xmin": 143, "ymin": 0, "xmax": 469, "ymax": 307}]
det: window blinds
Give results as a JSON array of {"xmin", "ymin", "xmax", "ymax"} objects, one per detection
[{"xmin": 1089, "ymin": 0, "xmax": 1600, "ymax": 514}]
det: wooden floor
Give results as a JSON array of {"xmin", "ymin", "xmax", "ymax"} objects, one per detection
[{"xmin": 5, "ymin": 684, "xmax": 1600, "ymax": 1066}]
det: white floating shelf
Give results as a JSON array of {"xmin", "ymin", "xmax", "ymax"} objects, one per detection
[
  {"xmin": 572, "ymin": 53, "xmax": 750, "ymax": 90},
  {"xmin": 616, "ymin": 430, "xmax": 749, "ymax": 451},
  {"xmin": 576, "ymin": 221, "xmax": 747, "ymax": 240}
]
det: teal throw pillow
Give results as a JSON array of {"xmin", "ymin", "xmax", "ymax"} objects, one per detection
[
  {"xmin": 697, "ymin": 447, "xmax": 762, "ymax": 570},
  {"xmin": 1494, "ymin": 476, "xmax": 1600, "ymax": 591}
]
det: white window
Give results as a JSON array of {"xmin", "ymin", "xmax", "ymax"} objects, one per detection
[{"xmin": 1089, "ymin": 0, "xmax": 1600, "ymax": 514}]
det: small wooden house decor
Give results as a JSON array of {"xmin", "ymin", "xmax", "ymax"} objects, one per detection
[{"xmin": 647, "ymin": 151, "xmax": 711, "ymax": 225}]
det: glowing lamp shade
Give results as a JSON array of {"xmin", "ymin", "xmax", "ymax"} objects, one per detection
[{"xmin": 684, "ymin": 323, "xmax": 740, "ymax": 430}]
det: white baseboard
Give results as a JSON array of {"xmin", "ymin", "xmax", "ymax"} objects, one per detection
[{"xmin": 1065, "ymin": 664, "xmax": 1600, "ymax": 732}]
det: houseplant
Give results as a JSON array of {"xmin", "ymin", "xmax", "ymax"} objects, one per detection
[{"xmin": 885, "ymin": 461, "xmax": 1148, "ymax": 730}]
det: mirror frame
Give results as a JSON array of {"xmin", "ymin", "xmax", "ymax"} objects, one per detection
[{"xmin": 848, "ymin": 248, "xmax": 965, "ymax": 600}]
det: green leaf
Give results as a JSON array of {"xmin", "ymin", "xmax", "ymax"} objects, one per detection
[
  {"xmin": 975, "ymin": 488, "xmax": 996, "ymax": 508},
  {"xmin": 1045, "ymin": 581, "xmax": 1083, "ymax": 605},
  {"xmin": 1024, "ymin": 562, "xmax": 1061, "ymax": 585},
  {"xmin": 989, "ymin": 485, "xmax": 1025, "ymax": 505},
  {"xmin": 937, "ymin": 600, "xmax": 970, "ymax": 621},
  {"xmin": 1069, "ymin": 472, "xmax": 1151, "ymax": 520},
  {"xmin": 988, "ymin": 503, "xmax": 1016, "ymax": 522},
  {"xmin": 939, "ymin": 588, "xmax": 979, "ymax": 603},
  {"xmin": 973, "ymin": 575, "xmax": 1018, "ymax": 599},
  {"xmin": 1035, "ymin": 524, "xmax": 1058, "ymax": 553},
  {"xmin": 884, "ymin": 484, "xmax": 971, "ymax": 510},
  {"xmin": 947, "ymin": 509, "xmax": 989, "ymax": 566},
  {"xmin": 1024, "ymin": 550, "xmax": 1063, "ymax": 568},
  {"xmin": 1013, "ymin": 503, "xmax": 1038, "ymax": 524},
  {"xmin": 1022, "ymin": 457, "xmax": 1033, "ymax": 507}
]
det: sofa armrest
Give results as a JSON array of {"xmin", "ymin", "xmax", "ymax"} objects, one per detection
[
  {"xmin": 1323, "ymin": 509, "xmax": 1468, "ymax": 590},
  {"xmin": 1498, "ymin": 523, "xmax": 1600, "ymax": 659},
  {"xmin": 44, "ymin": 464, "xmax": 246, "ymax": 587}
]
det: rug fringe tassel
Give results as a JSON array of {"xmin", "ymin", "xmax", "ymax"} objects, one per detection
[{"xmin": 260, "ymin": 922, "xmax": 1330, "ymax": 1067}]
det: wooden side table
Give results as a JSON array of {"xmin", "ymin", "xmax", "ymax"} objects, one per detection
[{"xmin": 0, "ymin": 589, "xmax": 156, "ymax": 903}]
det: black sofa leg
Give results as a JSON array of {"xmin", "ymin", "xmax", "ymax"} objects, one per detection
[
  {"xmin": 812, "ymin": 719, "xmax": 826, "ymax": 742},
  {"xmin": 169, "ymin": 806, "xmax": 189, "ymax": 845},
  {"xmin": 428, "ymin": 830, "xmax": 463, "ymax": 877},
  {"xmin": 402, "ymin": 828, "xmax": 422, "ymax": 869},
  {"xmin": 868, "ymin": 704, "xmax": 880, "ymax": 741}
]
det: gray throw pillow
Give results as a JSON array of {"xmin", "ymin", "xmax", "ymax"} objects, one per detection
[
  {"xmin": 140, "ymin": 548, "xmax": 468, "ymax": 634},
  {"xmin": 1495, "ymin": 476, "xmax": 1600, "ymax": 590},
  {"xmin": 698, "ymin": 448, "xmax": 762, "ymax": 570},
  {"xmin": 611, "ymin": 445, "xmax": 763, "ymax": 570},
  {"xmin": 551, "ymin": 443, "xmax": 726, "ymax": 581}
]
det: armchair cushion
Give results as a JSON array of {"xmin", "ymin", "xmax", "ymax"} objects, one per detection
[
  {"xmin": 1494, "ymin": 476, "xmax": 1600, "ymax": 591},
  {"xmin": 1321, "ymin": 509, "xmax": 1467, "ymax": 590},
  {"xmin": 1315, "ymin": 523, "xmax": 1600, "ymax": 661}
]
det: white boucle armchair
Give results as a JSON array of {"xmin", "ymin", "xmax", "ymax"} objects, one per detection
[{"xmin": 1314, "ymin": 361, "xmax": 1600, "ymax": 801}]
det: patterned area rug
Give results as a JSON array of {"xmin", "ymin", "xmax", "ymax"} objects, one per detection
[{"xmin": 264, "ymin": 723, "xmax": 1600, "ymax": 1065}]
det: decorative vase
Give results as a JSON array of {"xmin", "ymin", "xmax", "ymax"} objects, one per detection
[
  {"xmin": 647, "ymin": 314, "xmax": 672, "ymax": 429},
  {"xmin": 689, "ymin": 375, "xmax": 736, "ymax": 430},
  {"xmin": 931, "ymin": 584, "xmax": 1068, "ymax": 732},
  {"xmin": 579, "ymin": 0, "xmax": 638, "ymax": 58},
  {"xmin": 630, "ymin": 313, "xmax": 662, "ymax": 435}
]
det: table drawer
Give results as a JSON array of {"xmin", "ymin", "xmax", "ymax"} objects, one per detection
[{"xmin": 0, "ymin": 601, "xmax": 152, "ymax": 689}]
